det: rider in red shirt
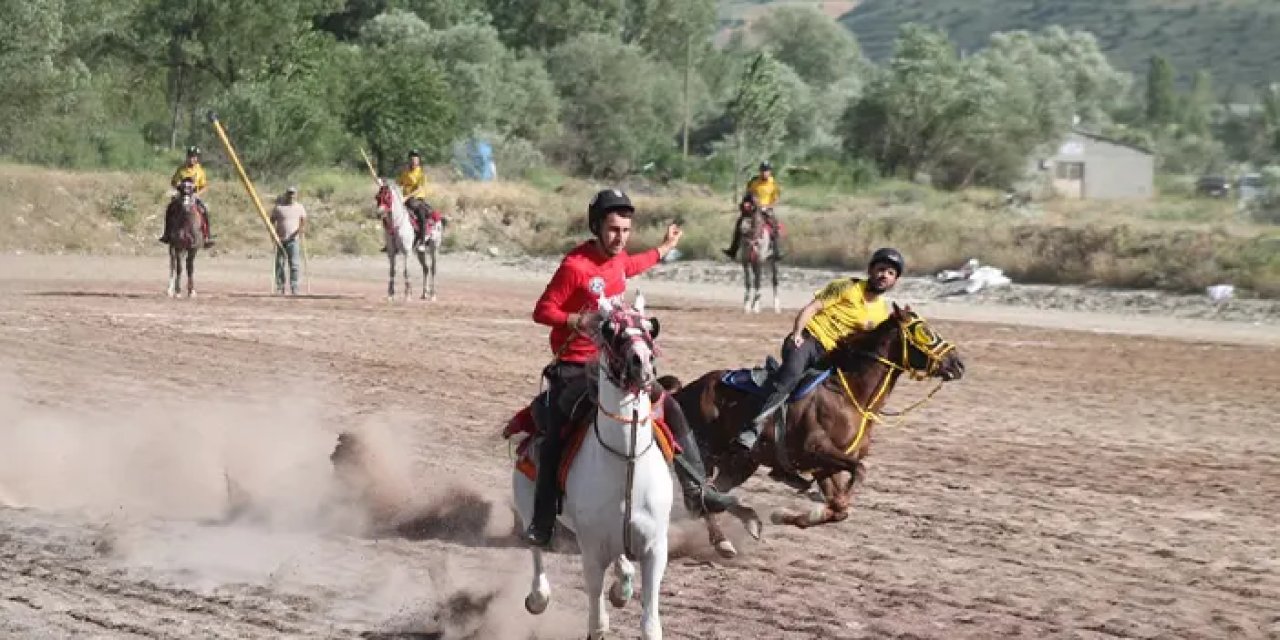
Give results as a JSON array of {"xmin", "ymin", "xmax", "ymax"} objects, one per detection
[{"xmin": 524, "ymin": 188, "xmax": 738, "ymax": 547}]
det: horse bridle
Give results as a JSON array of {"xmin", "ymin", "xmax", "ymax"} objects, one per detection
[{"xmin": 833, "ymin": 314, "xmax": 957, "ymax": 455}]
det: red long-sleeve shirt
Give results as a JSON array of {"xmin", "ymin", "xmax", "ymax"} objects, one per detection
[{"xmin": 533, "ymin": 241, "xmax": 661, "ymax": 363}]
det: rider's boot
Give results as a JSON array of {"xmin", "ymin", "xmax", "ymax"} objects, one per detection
[
  {"xmin": 722, "ymin": 228, "xmax": 740, "ymax": 259},
  {"xmin": 671, "ymin": 428, "xmax": 738, "ymax": 515},
  {"xmin": 203, "ymin": 210, "xmax": 216, "ymax": 248},
  {"xmin": 524, "ymin": 430, "xmax": 563, "ymax": 547},
  {"xmin": 733, "ymin": 385, "xmax": 791, "ymax": 454}
]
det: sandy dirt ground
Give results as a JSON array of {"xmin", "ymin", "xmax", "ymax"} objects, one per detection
[{"xmin": 1, "ymin": 253, "xmax": 1278, "ymax": 639}]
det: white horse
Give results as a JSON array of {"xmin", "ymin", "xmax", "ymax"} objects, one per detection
[
  {"xmin": 374, "ymin": 182, "xmax": 443, "ymax": 301},
  {"xmin": 512, "ymin": 293, "xmax": 673, "ymax": 640}
]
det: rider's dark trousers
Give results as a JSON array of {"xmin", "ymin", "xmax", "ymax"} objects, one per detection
[
  {"xmin": 405, "ymin": 198, "xmax": 430, "ymax": 246},
  {"xmin": 742, "ymin": 330, "xmax": 827, "ymax": 446},
  {"xmin": 531, "ymin": 361, "xmax": 592, "ymax": 528}
]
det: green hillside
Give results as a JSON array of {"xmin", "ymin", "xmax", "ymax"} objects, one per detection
[
  {"xmin": 837, "ymin": 0, "xmax": 1280, "ymax": 91},
  {"xmin": 718, "ymin": 1, "xmax": 1280, "ymax": 91}
]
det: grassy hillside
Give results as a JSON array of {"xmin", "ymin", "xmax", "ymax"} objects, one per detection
[
  {"xmin": 3, "ymin": 163, "xmax": 1279, "ymax": 297},
  {"xmin": 719, "ymin": 1, "xmax": 1280, "ymax": 91}
]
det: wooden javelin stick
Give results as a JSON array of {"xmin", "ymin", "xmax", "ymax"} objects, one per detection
[
  {"xmin": 207, "ymin": 112, "xmax": 283, "ymax": 251},
  {"xmin": 358, "ymin": 147, "xmax": 381, "ymax": 186}
]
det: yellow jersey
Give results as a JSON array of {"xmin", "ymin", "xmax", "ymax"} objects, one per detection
[
  {"xmin": 397, "ymin": 166, "xmax": 428, "ymax": 200},
  {"xmin": 805, "ymin": 278, "xmax": 891, "ymax": 351},
  {"xmin": 746, "ymin": 175, "xmax": 780, "ymax": 207},
  {"xmin": 171, "ymin": 163, "xmax": 207, "ymax": 192}
]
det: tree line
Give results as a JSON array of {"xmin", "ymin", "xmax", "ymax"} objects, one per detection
[{"xmin": 1, "ymin": 0, "xmax": 1277, "ymax": 189}]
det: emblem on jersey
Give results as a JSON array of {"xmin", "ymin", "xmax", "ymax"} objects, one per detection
[{"xmin": 588, "ymin": 276, "xmax": 606, "ymax": 295}]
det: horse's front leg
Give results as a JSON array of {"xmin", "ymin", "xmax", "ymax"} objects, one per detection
[
  {"xmin": 770, "ymin": 260, "xmax": 780, "ymax": 313},
  {"xmin": 186, "ymin": 250, "xmax": 196, "ymax": 297},
  {"xmin": 770, "ymin": 432, "xmax": 866, "ymax": 528},
  {"xmin": 402, "ymin": 254, "xmax": 410, "ymax": 302},
  {"xmin": 741, "ymin": 260, "xmax": 752, "ymax": 312},
  {"xmin": 638, "ymin": 537, "xmax": 668, "ymax": 640},
  {"xmin": 167, "ymin": 250, "xmax": 178, "ymax": 297},
  {"xmin": 427, "ymin": 244, "xmax": 437, "ymax": 301},
  {"xmin": 386, "ymin": 254, "xmax": 396, "ymax": 301},
  {"xmin": 417, "ymin": 249, "xmax": 429, "ymax": 300},
  {"xmin": 583, "ymin": 550, "xmax": 610, "ymax": 639}
]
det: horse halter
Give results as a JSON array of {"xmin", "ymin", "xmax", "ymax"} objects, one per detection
[
  {"xmin": 596, "ymin": 308, "xmax": 659, "ymax": 394},
  {"xmin": 894, "ymin": 315, "xmax": 957, "ymax": 381}
]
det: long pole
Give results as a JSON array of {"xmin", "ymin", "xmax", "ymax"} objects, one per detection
[
  {"xmin": 358, "ymin": 146, "xmax": 381, "ymax": 186},
  {"xmin": 682, "ymin": 32, "xmax": 692, "ymax": 161},
  {"xmin": 207, "ymin": 111, "xmax": 283, "ymax": 251}
]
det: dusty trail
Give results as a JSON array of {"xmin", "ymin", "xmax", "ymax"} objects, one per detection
[{"xmin": 0, "ymin": 254, "xmax": 1277, "ymax": 639}]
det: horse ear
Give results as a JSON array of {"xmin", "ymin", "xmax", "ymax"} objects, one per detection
[
  {"xmin": 634, "ymin": 290, "xmax": 646, "ymax": 315},
  {"xmin": 891, "ymin": 301, "xmax": 903, "ymax": 319},
  {"xmin": 643, "ymin": 317, "xmax": 660, "ymax": 340},
  {"xmin": 597, "ymin": 295, "xmax": 614, "ymax": 316},
  {"xmin": 599, "ymin": 319, "xmax": 616, "ymax": 343}
]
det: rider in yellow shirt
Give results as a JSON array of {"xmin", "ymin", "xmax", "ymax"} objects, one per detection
[
  {"xmin": 724, "ymin": 161, "xmax": 784, "ymax": 259},
  {"xmin": 161, "ymin": 146, "xmax": 213, "ymax": 247},
  {"xmin": 396, "ymin": 149, "xmax": 433, "ymax": 252},
  {"xmin": 731, "ymin": 248, "xmax": 905, "ymax": 454}
]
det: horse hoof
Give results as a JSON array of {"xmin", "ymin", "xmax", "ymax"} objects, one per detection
[
  {"xmin": 524, "ymin": 591, "xmax": 549, "ymax": 615},
  {"xmin": 429, "ymin": 294, "xmax": 437, "ymax": 302},
  {"xmin": 714, "ymin": 539, "xmax": 738, "ymax": 558},
  {"xmin": 608, "ymin": 578, "xmax": 633, "ymax": 608},
  {"xmin": 188, "ymin": 291, "xmax": 196, "ymax": 299},
  {"xmin": 745, "ymin": 516, "xmax": 764, "ymax": 541}
]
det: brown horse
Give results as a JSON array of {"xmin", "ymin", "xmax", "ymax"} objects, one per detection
[
  {"xmin": 665, "ymin": 304, "xmax": 964, "ymax": 552},
  {"xmin": 737, "ymin": 207, "xmax": 778, "ymax": 314},
  {"xmin": 165, "ymin": 181, "xmax": 204, "ymax": 298}
]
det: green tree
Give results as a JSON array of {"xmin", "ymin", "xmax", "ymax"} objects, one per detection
[
  {"xmin": 0, "ymin": 0, "xmax": 90, "ymax": 154},
  {"xmin": 749, "ymin": 5, "xmax": 862, "ymax": 89},
  {"xmin": 842, "ymin": 25, "xmax": 977, "ymax": 180},
  {"xmin": 1182, "ymin": 69, "xmax": 1214, "ymax": 136},
  {"xmin": 726, "ymin": 53, "xmax": 791, "ymax": 190},
  {"xmin": 544, "ymin": 32, "xmax": 680, "ymax": 176},
  {"xmin": 347, "ymin": 46, "xmax": 459, "ymax": 173},
  {"xmin": 485, "ymin": 0, "xmax": 623, "ymax": 50},
  {"xmin": 1146, "ymin": 54, "xmax": 1177, "ymax": 126}
]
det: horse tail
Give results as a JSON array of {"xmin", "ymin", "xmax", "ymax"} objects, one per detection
[{"xmin": 657, "ymin": 375, "xmax": 682, "ymax": 393}]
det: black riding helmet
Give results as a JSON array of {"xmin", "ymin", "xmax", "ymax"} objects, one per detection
[
  {"xmin": 587, "ymin": 188, "xmax": 634, "ymax": 235},
  {"xmin": 868, "ymin": 247, "xmax": 906, "ymax": 275},
  {"xmin": 408, "ymin": 149, "xmax": 421, "ymax": 159},
  {"xmin": 759, "ymin": 161, "xmax": 772, "ymax": 172},
  {"xmin": 186, "ymin": 146, "xmax": 200, "ymax": 157}
]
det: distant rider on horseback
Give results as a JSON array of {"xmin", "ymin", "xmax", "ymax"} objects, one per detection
[
  {"xmin": 523, "ymin": 188, "xmax": 738, "ymax": 547},
  {"xmin": 397, "ymin": 149, "xmax": 433, "ymax": 253},
  {"xmin": 161, "ymin": 146, "xmax": 213, "ymax": 247},
  {"xmin": 723, "ymin": 161, "xmax": 783, "ymax": 260},
  {"xmin": 731, "ymin": 248, "xmax": 906, "ymax": 456}
]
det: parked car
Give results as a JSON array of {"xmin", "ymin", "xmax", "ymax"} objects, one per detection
[
  {"xmin": 1196, "ymin": 175, "xmax": 1231, "ymax": 198},
  {"xmin": 1237, "ymin": 173, "xmax": 1265, "ymax": 203}
]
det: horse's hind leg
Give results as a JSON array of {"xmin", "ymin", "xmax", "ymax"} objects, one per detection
[
  {"xmin": 524, "ymin": 547, "xmax": 551, "ymax": 615},
  {"xmin": 741, "ymin": 261, "xmax": 752, "ymax": 312}
]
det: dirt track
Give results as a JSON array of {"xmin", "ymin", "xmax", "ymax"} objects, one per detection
[{"xmin": 1, "ymin": 254, "xmax": 1278, "ymax": 639}]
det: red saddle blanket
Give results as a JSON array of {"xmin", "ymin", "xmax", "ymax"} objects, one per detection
[{"xmin": 503, "ymin": 402, "xmax": 679, "ymax": 490}]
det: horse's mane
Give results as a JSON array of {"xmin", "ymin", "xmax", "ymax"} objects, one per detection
[{"xmin": 823, "ymin": 312, "xmax": 902, "ymax": 374}]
